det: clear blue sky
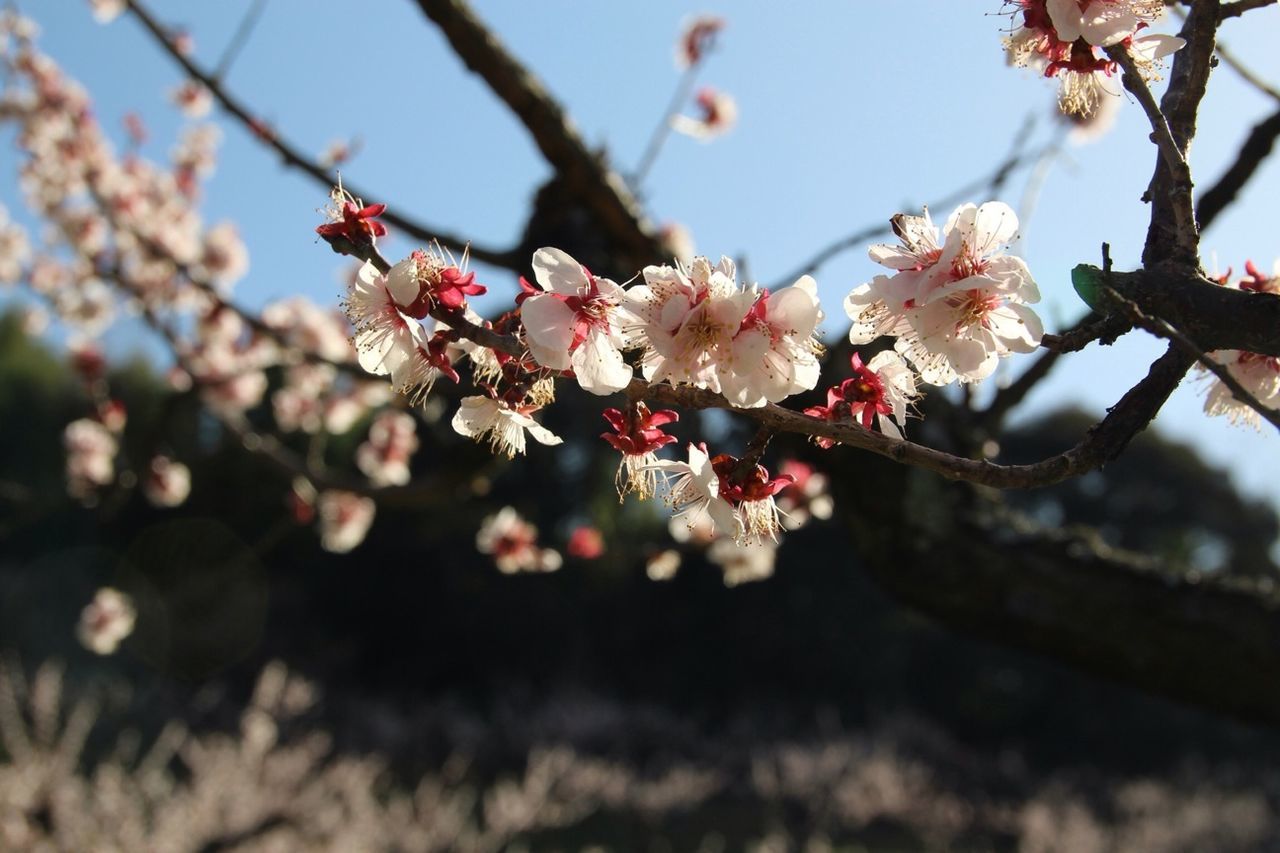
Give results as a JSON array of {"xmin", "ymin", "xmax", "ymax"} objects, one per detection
[{"xmin": 5, "ymin": 1, "xmax": 1279, "ymax": 510}]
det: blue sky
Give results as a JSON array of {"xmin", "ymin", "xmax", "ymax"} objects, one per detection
[{"xmin": 5, "ymin": 0, "xmax": 1279, "ymax": 509}]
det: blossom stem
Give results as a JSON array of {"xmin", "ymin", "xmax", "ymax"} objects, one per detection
[{"xmin": 631, "ymin": 64, "xmax": 700, "ymax": 191}]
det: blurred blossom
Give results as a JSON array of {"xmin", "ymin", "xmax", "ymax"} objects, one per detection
[
  {"xmin": 708, "ymin": 537, "xmax": 777, "ymax": 586},
  {"xmin": 143, "ymin": 455, "xmax": 191, "ymax": 508},
  {"xmin": 671, "ymin": 87, "xmax": 737, "ymax": 140},
  {"xmin": 64, "ymin": 418, "xmax": 116, "ymax": 500},
  {"xmin": 646, "ymin": 549, "xmax": 682, "ymax": 581},
  {"xmin": 675, "ymin": 14, "xmax": 725, "ymax": 69},
  {"xmin": 170, "ymin": 80, "xmax": 213, "ymax": 119},
  {"xmin": 318, "ymin": 490, "xmax": 376, "ymax": 553},
  {"xmin": 567, "ymin": 525, "xmax": 605, "ymax": 560},
  {"xmin": 77, "ymin": 587, "xmax": 135, "ymax": 654},
  {"xmin": 476, "ymin": 507, "xmax": 562, "ymax": 574},
  {"xmin": 88, "ymin": 0, "xmax": 125, "ymax": 24},
  {"xmin": 775, "ymin": 460, "xmax": 834, "ymax": 530}
]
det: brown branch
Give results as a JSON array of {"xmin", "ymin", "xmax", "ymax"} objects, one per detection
[
  {"xmin": 1107, "ymin": 43, "xmax": 1199, "ymax": 263},
  {"xmin": 1140, "ymin": 0, "xmax": 1219, "ymax": 267},
  {"xmin": 412, "ymin": 0, "xmax": 666, "ymax": 272},
  {"xmin": 122, "ymin": 0, "xmax": 520, "ymax": 270},
  {"xmin": 1213, "ymin": 35, "xmax": 1280, "ymax": 102},
  {"xmin": 1040, "ymin": 313, "xmax": 1132, "ymax": 354},
  {"xmin": 633, "ymin": 343, "xmax": 1192, "ymax": 490},
  {"xmin": 848, "ymin": 495, "xmax": 1280, "ymax": 729},
  {"xmin": 1196, "ymin": 106, "xmax": 1280, "ymax": 231},
  {"xmin": 1083, "ymin": 265, "xmax": 1280, "ymax": 356}
]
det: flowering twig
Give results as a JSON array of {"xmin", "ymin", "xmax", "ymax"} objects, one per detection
[{"xmin": 123, "ymin": 0, "xmax": 519, "ymax": 270}]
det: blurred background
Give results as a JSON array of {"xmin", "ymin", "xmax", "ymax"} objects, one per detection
[{"xmin": 1, "ymin": 1, "xmax": 1280, "ymax": 850}]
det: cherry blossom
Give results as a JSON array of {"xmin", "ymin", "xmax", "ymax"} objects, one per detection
[
  {"xmin": 648, "ymin": 443, "xmax": 739, "ymax": 540},
  {"xmin": 316, "ymin": 187, "xmax": 387, "ymax": 250},
  {"xmin": 317, "ymin": 490, "xmax": 376, "ymax": 553},
  {"xmin": 625, "ymin": 255, "xmax": 755, "ymax": 392},
  {"xmin": 143, "ymin": 455, "xmax": 191, "ymax": 508},
  {"xmin": 64, "ymin": 417, "xmax": 116, "ymax": 499},
  {"xmin": 774, "ymin": 461, "xmax": 835, "ymax": 531},
  {"xmin": 356, "ymin": 410, "xmax": 419, "ymax": 486},
  {"xmin": 805, "ymin": 351, "xmax": 919, "ymax": 442},
  {"xmin": 475, "ymin": 507, "xmax": 562, "ymax": 574},
  {"xmin": 344, "ymin": 260, "xmax": 424, "ymax": 391},
  {"xmin": 708, "ymin": 537, "xmax": 777, "ymax": 587},
  {"xmin": 451, "ymin": 395, "xmax": 563, "ymax": 458},
  {"xmin": 672, "ymin": 87, "xmax": 738, "ymax": 140},
  {"xmin": 520, "ymin": 247, "xmax": 633, "ymax": 395},
  {"xmin": 675, "ymin": 14, "xmax": 725, "ymax": 68},
  {"xmin": 646, "ymin": 549, "xmax": 682, "ymax": 581},
  {"xmin": 710, "ymin": 453, "xmax": 795, "ymax": 545},
  {"xmin": 719, "ymin": 276, "xmax": 824, "ymax": 408},
  {"xmin": 170, "ymin": 80, "xmax": 212, "ymax": 118},
  {"xmin": 846, "ymin": 202, "xmax": 1042, "ymax": 386},
  {"xmin": 385, "ymin": 244, "xmax": 486, "ymax": 317},
  {"xmin": 1005, "ymin": 0, "xmax": 1184, "ymax": 117},
  {"xmin": 600, "ymin": 402, "xmax": 679, "ymax": 501},
  {"xmin": 77, "ymin": 587, "xmax": 135, "ymax": 655}
]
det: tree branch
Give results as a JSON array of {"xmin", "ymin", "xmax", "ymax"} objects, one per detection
[
  {"xmin": 1079, "ymin": 265, "xmax": 1280, "ymax": 356},
  {"xmin": 122, "ymin": 0, "xmax": 520, "ymax": 270},
  {"xmin": 1219, "ymin": 0, "xmax": 1278, "ymax": 20}
]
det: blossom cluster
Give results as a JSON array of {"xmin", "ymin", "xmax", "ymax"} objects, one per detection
[{"xmin": 1004, "ymin": 0, "xmax": 1185, "ymax": 117}]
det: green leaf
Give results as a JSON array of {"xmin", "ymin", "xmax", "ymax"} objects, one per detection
[{"xmin": 1072, "ymin": 264, "xmax": 1105, "ymax": 311}]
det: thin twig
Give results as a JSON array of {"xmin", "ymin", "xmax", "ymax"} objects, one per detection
[
  {"xmin": 123, "ymin": 0, "xmax": 519, "ymax": 270},
  {"xmin": 1219, "ymin": 0, "xmax": 1278, "ymax": 20},
  {"xmin": 1196, "ymin": 106, "xmax": 1280, "ymax": 231},
  {"xmin": 212, "ymin": 0, "xmax": 267, "ymax": 81},
  {"xmin": 769, "ymin": 141, "xmax": 1055, "ymax": 290},
  {"xmin": 631, "ymin": 65, "xmax": 700, "ymax": 190}
]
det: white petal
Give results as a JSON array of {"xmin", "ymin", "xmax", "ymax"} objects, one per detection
[
  {"xmin": 532, "ymin": 247, "xmax": 590, "ymax": 295},
  {"xmin": 451, "ymin": 396, "xmax": 499, "ymax": 438},
  {"xmin": 520, "ymin": 294, "xmax": 575, "ymax": 370},
  {"xmin": 571, "ymin": 328, "xmax": 633, "ymax": 395}
]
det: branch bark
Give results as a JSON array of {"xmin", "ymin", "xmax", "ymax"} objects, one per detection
[{"xmin": 124, "ymin": 0, "xmax": 520, "ymax": 270}]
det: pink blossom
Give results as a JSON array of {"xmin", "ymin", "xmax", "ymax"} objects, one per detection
[
  {"xmin": 520, "ymin": 247, "xmax": 633, "ymax": 395},
  {"xmin": 601, "ymin": 402, "xmax": 679, "ymax": 500},
  {"xmin": 317, "ymin": 490, "xmax": 376, "ymax": 553},
  {"xmin": 476, "ymin": 507, "xmax": 562, "ymax": 574},
  {"xmin": 671, "ymin": 87, "xmax": 737, "ymax": 140},
  {"xmin": 675, "ymin": 15, "xmax": 726, "ymax": 69}
]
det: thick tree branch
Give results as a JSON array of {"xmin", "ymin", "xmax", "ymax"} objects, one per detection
[
  {"xmin": 847, "ymin": 491, "xmax": 1280, "ymax": 729},
  {"xmin": 123, "ymin": 0, "xmax": 520, "ymax": 270},
  {"xmin": 1080, "ymin": 265, "xmax": 1280, "ymax": 356},
  {"xmin": 412, "ymin": 0, "xmax": 667, "ymax": 272}
]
